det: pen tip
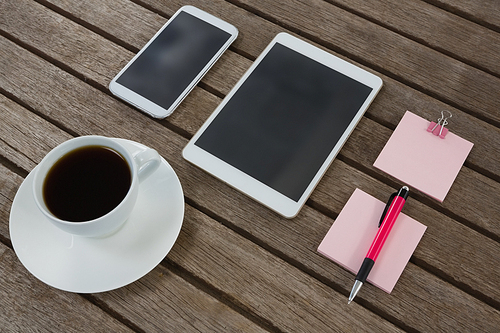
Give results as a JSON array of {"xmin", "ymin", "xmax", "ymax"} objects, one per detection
[{"xmin": 348, "ymin": 300, "xmax": 351, "ymax": 305}]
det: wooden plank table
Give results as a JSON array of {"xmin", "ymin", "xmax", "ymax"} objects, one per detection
[{"xmin": 1, "ymin": 0, "xmax": 499, "ymax": 331}]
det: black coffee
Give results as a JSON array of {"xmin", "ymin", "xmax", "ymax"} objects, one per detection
[{"xmin": 43, "ymin": 145, "xmax": 132, "ymax": 222}]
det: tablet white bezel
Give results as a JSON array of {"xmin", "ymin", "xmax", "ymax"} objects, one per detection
[
  {"xmin": 109, "ymin": 5, "xmax": 238, "ymax": 119},
  {"xmin": 183, "ymin": 33, "xmax": 382, "ymax": 218}
]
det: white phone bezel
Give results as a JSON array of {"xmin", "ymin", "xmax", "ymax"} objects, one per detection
[
  {"xmin": 183, "ymin": 33, "xmax": 383, "ymax": 218},
  {"xmin": 109, "ymin": 5, "xmax": 238, "ymax": 118}
]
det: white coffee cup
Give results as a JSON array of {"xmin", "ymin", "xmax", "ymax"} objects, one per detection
[{"xmin": 32, "ymin": 136, "xmax": 161, "ymax": 237}]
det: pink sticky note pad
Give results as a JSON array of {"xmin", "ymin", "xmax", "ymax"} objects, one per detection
[
  {"xmin": 374, "ymin": 111, "xmax": 473, "ymax": 202},
  {"xmin": 318, "ymin": 188, "xmax": 426, "ymax": 293}
]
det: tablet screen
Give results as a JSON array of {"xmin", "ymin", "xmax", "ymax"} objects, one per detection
[{"xmin": 194, "ymin": 43, "xmax": 373, "ymax": 201}]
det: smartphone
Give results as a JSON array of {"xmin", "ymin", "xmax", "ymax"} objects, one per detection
[{"xmin": 109, "ymin": 6, "xmax": 238, "ymax": 118}]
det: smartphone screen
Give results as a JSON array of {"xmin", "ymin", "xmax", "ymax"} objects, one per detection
[{"xmin": 111, "ymin": 7, "xmax": 237, "ymax": 118}]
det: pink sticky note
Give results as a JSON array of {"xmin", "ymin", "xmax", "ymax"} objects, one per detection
[
  {"xmin": 374, "ymin": 111, "xmax": 473, "ymax": 202},
  {"xmin": 318, "ymin": 188, "xmax": 426, "ymax": 293}
]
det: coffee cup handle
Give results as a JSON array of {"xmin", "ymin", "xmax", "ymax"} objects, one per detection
[{"xmin": 133, "ymin": 148, "xmax": 161, "ymax": 182}]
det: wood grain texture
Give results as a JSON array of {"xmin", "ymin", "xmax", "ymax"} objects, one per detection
[
  {"xmin": 329, "ymin": 0, "xmax": 500, "ymax": 76},
  {"xmin": 425, "ymin": 0, "xmax": 500, "ymax": 31},
  {"xmin": 94, "ymin": 263, "xmax": 268, "ymax": 332},
  {"xmin": 2, "ymin": 4, "xmax": 498, "ymax": 253},
  {"xmin": 45, "ymin": 0, "xmax": 166, "ymax": 49},
  {"xmin": 167, "ymin": 205, "xmax": 403, "ymax": 332},
  {"xmin": 0, "ymin": 94, "xmax": 73, "ymax": 171},
  {"xmin": 5, "ymin": 0, "xmax": 497, "ymax": 238},
  {"xmin": 2, "ymin": 31, "xmax": 499, "ymax": 331},
  {"xmin": 0, "ymin": 166, "xmax": 23, "ymax": 242},
  {"xmin": 0, "ymin": 0, "xmax": 134, "ymax": 88},
  {"xmin": 225, "ymin": 0, "xmax": 500, "ymax": 125},
  {"xmin": 0, "ymin": 0, "xmax": 498, "ymax": 306},
  {"xmin": 24, "ymin": 0, "xmax": 500, "ymax": 181},
  {"xmin": 0, "ymin": 241, "xmax": 132, "ymax": 332},
  {"xmin": 165, "ymin": 158, "xmax": 500, "ymax": 332},
  {"xmin": 1, "ymin": 0, "xmax": 499, "ymax": 331}
]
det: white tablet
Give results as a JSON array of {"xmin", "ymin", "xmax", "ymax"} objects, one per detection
[
  {"xmin": 183, "ymin": 33, "xmax": 383, "ymax": 218},
  {"xmin": 109, "ymin": 6, "xmax": 238, "ymax": 118}
]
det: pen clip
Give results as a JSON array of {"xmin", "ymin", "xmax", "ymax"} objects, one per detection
[{"xmin": 379, "ymin": 192, "xmax": 397, "ymax": 227}]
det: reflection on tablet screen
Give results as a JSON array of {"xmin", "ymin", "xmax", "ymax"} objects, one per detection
[{"xmin": 195, "ymin": 43, "xmax": 372, "ymax": 201}]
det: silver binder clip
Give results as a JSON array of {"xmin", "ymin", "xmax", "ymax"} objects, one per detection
[{"xmin": 427, "ymin": 110, "xmax": 452, "ymax": 138}]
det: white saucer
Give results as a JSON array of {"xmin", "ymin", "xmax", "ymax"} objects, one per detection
[{"xmin": 9, "ymin": 139, "xmax": 184, "ymax": 293}]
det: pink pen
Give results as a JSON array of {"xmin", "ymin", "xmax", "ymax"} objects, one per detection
[{"xmin": 348, "ymin": 186, "xmax": 410, "ymax": 304}]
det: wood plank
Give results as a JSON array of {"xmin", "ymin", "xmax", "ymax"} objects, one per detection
[
  {"xmin": 0, "ymin": 31, "xmax": 395, "ymax": 330},
  {"xmin": 42, "ymin": 0, "xmax": 166, "ymax": 50},
  {"xmin": 39, "ymin": 0, "xmax": 273, "ymax": 93},
  {"xmin": 65, "ymin": 0, "xmax": 500, "ymax": 187},
  {"xmin": 425, "ymin": 0, "xmax": 500, "ymax": 31},
  {"xmin": 0, "ymin": 0, "xmax": 135, "ymax": 90},
  {"xmin": 0, "ymin": 241, "xmax": 132, "ymax": 332},
  {"xmin": 177, "ymin": 146, "xmax": 500, "ymax": 313},
  {"xmin": 91, "ymin": 255, "xmax": 269, "ymax": 332},
  {"xmin": 329, "ymin": 0, "xmax": 500, "ymax": 76},
  {"xmin": 2, "ymin": 1, "xmax": 499, "ymax": 332},
  {"xmin": 43, "ymin": 0, "xmax": 280, "ymax": 62},
  {"xmin": 5, "ymin": 0, "xmax": 499, "ymax": 238},
  {"xmin": 0, "ymin": 164, "xmax": 24, "ymax": 243},
  {"xmin": 0, "ymin": 94, "xmax": 72, "ymax": 172},
  {"xmin": 1, "ymin": 33, "xmax": 498, "ymax": 331},
  {"xmin": 41, "ymin": 0, "xmax": 500, "ymax": 135}
]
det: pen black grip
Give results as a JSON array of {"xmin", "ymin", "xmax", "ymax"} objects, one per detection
[{"xmin": 355, "ymin": 258, "xmax": 375, "ymax": 283}]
